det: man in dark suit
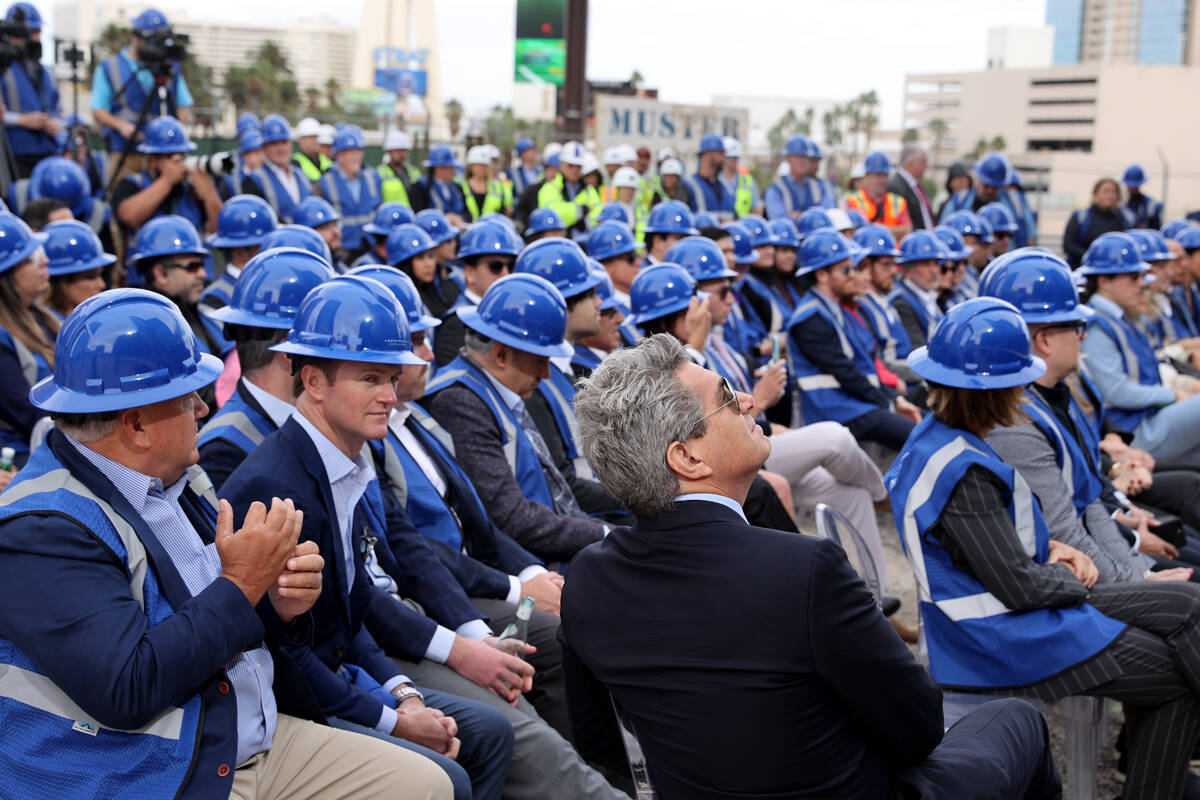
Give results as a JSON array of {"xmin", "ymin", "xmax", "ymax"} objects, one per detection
[
  {"xmin": 889, "ymin": 145, "xmax": 935, "ymax": 231},
  {"xmin": 561, "ymin": 333, "xmax": 1061, "ymax": 799}
]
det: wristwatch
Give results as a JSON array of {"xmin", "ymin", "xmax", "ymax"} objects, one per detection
[{"xmin": 392, "ymin": 683, "xmax": 424, "ymax": 706}]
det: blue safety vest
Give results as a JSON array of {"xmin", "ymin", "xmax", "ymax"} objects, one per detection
[
  {"xmin": 198, "ymin": 269, "xmax": 237, "ymax": 314},
  {"xmin": 1085, "ymin": 297, "xmax": 1163, "ymax": 432},
  {"xmin": 424, "ymin": 354, "xmax": 556, "ymax": 508},
  {"xmin": 197, "ymin": 380, "xmax": 278, "ymax": 457},
  {"xmin": 247, "ymin": 163, "xmax": 312, "ymax": 224},
  {"xmin": 1121, "ymin": 194, "xmax": 1163, "ymax": 229},
  {"xmin": 7, "ymin": 179, "xmax": 110, "ymax": 234},
  {"xmin": 786, "ymin": 290, "xmax": 882, "ymax": 425},
  {"xmin": 570, "ymin": 344, "xmax": 603, "ymax": 374},
  {"xmin": 1020, "ymin": 389, "xmax": 1105, "ymax": 517},
  {"xmin": 764, "ymin": 174, "xmax": 812, "ymax": 220},
  {"xmin": 508, "ymin": 164, "xmax": 541, "ymax": 196},
  {"xmin": 0, "ymin": 324, "xmax": 49, "ymax": 455},
  {"xmin": 350, "ymin": 251, "xmax": 383, "ymax": 269},
  {"xmin": 318, "ymin": 166, "xmax": 382, "ymax": 252},
  {"xmin": 888, "ymin": 279, "xmax": 942, "ymax": 342},
  {"xmin": 1170, "ymin": 284, "xmax": 1200, "ymax": 337},
  {"xmin": 938, "ymin": 189, "xmax": 1030, "ymax": 248},
  {"xmin": 726, "ymin": 291, "xmax": 766, "ymax": 356},
  {"xmin": 0, "ymin": 442, "xmax": 225, "ymax": 798},
  {"xmin": 858, "ymin": 290, "xmax": 912, "ymax": 365},
  {"xmin": 0, "ymin": 61, "xmax": 58, "ymax": 156},
  {"xmin": 682, "ymin": 173, "xmax": 735, "ymax": 221},
  {"xmin": 805, "ymin": 176, "xmax": 837, "ymax": 209},
  {"xmin": 423, "ymin": 177, "xmax": 466, "ymax": 217},
  {"xmin": 885, "ymin": 415, "xmax": 1126, "ymax": 688},
  {"xmin": 98, "ymin": 54, "xmax": 181, "ymax": 153},
  {"xmin": 739, "ymin": 273, "xmax": 786, "ymax": 333},
  {"xmin": 535, "ymin": 364, "xmax": 592, "ymax": 480}
]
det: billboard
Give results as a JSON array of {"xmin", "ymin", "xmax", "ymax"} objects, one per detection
[
  {"xmin": 594, "ymin": 95, "xmax": 751, "ymax": 159},
  {"xmin": 375, "ymin": 68, "xmax": 428, "ymax": 97},
  {"xmin": 515, "ymin": 0, "xmax": 565, "ymax": 86}
]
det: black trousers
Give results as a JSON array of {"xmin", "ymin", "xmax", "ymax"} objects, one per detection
[{"xmin": 847, "ymin": 407, "xmax": 917, "ymax": 452}]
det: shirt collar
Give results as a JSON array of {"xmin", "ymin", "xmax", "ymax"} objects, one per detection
[
  {"xmin": 266, "ymin": 160, "xmax": 294, "ymax": 181},
  {"xmin": 550, "ymin": 355, "xmax": 572, "ymax": 375},
  {"xmin": 463, "ymin": 288, "xmax": 482, "ymax": 305},
  {"xmin": 902, "ymin": 276, "xmax": 939, "ymax": 306},
  {"xmin": 1088, "ymin": 293, "xmax": 1125, "ymax": 319},
  {"xmin": 66, "ymin": 433, "xmax": 185, "ymax": 513},
  {"xmin": 896, "ymin": 166, "xmax": 918, "ymax": 189},
  {"xmin": 465, "ymin": 353, "xmax": 524, "ymax": 414},
  {"xmin": 673, "ymin": 492, "xmax": 747, "ymax": 523},
  {"xmin": 291, "ymin": 410, "xmax": 373, "ymax": 485},
  {"xmin": 241, "ymin": 378, "xmax": 295, "ymax": 429}
]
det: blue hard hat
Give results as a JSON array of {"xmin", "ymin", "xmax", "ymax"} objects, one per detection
[
  {"xmin": 331, "ymin": 125, "xmax": 366, "ymax": 155},
  {"xmin": 414, "ymin": 208, "xmax": 459, "ymax": 245},
  {"xmin": 259, "ymin": 114, "xmax": 291, "ymax": 145},
  {"xmin": 30, "ymin": 157, "xmax": 90, "ymax": 216},
  {"xmin": 796, "ymin": 207, "xmax": 835, "ymax": 241},
  {"xmin": 386, "ymin": 223, "xmax": 437, "ymax": 266},
  {"xmin": 457, "ymin": 273, "xmax": 573, "ymax": 358},
  {"xmin": 525, "ymin": 207, "xmax": 566, "ymax": 236},
  {"xmin": 979, "ymin": 247, "xmax": 1093, "ymax": 325},
  {"xmin": 515, "ymin": 237, "xmax": 604, "ymax": 299},
  {"xmin": 698, "ymin": 134, "xmax": 725, "ymax": 154},
  {"xmin": 515, "ymin": 137, "xmax": 535, "ymax": 154},
  {"xmin": 665, "ymin": 236, "xmax": 737, "ymax": 281},
  {"xmin": 805, "ymin": 139, "xmax": 824, "ymax": 159},
  {"xmin": 797, "ymin": 228, "xmax": 862, "ymax": 276},
  {"xmin": 932, "ymin": 226, "xmax": 972, "ymax": 261},
  {"xmin": 130, "ymin": 7, "xmax": 169, "ymax": 35},
  {"xmin": 1123, "ymin": 164, "xmax": 1147, "ymax": 187},
  {"xmin": 238, "ymin": 128, "xmax": 264, "ymax": 154},
  {"xmin": 131, "ymin": 214, "xmax": 206, "ymax": 263},
  {"xmin": 853, "ymin": 224, "xmax": 900, "ymax": 258},
  {"xmin": 545, "ymin": 152, "xmax": 561, "ymax": 168},
  {"xmin": 783, "ymin": 135, "xmax": 809, "ymax": 157},
  {"xmin": 136, "ymin": 117, "xmax": 196, "ymax": 155},
  {"xmin": 896, "ymin": 230, "xmax": 948, "ymax": 266},
  {"xmin": 739, "ymin": 214, "xmax": 774, "ymax": 248},
  {"xmin": 272, "ymin": 275, "xmax": 425, "ymax": 366},
  {"xmin": 629, "ymin": 263, "xmax": 696, "ymax": 326},
  {"xmin": 236, "ymin": 112, "xmax": 260, "ymax": 136},
  {"xmin": 644, "ymin": 201, "xmax": 697, "ymax": 236},
  {"xmin": 293, "ymin": 196, "xmax": 340, "ymax": 229},
  {"xmin": 692, "ymin": 211, "xmax": 719, "ymax": 229},
  {"xmin": 210, "ymin": 195, "xmax": 277, "ymax": 249},
  {"xmin": 977, "ymin": 202, "xmax": 1018, "ymax": 234},
  {"xmin": 1127, "ymin": 229, "xmax": 1176, "ymax": 262},
  {"xmin": 1077, "ymin": 232, "xmax": 1150, "ymax": 276},
  {"xmin": 974, "ymin": 215, "xmax": 996, "ymax": 244},
  {"xmin": 908, "ymin": 297, "xmax": 1046, "ymax": 389},
  {"xmin": 1163, "ymin": 219, "xmax": 1195, "ymax": 241},
  {"xmin": 845, "ymin": 208, "xmax": 869, "ymax": 230},
  {"xmin": 863, "ymin": 151, "xmax": 891, "ymax": 174},
  {"xmin": 6, "ymin": 2, "xmax": 40, "ymax": 29},
  {"xmin": 347, "ymin": 265, "xmax": 440, "ymax": 332},
  {"xmin": 589, "ymin": 259, "xmax": 621, "ymax": 311},
  {"xmin": 209, "ymin": 247, "xmax": 335, "ymax": 330},
  {"xmin": 31, "ymin": 289, "xmax": 223, "ymax": 413},
  {"xmin": 942, "ymin": 210, "xmax": 988, "ymax": 242},
  {"xmin": 724, "ymin": 222, "xmax": 759, "ymax": 265},
  {"xmin": 769, "ymin": 219, "xmax": 800, "ymax": 249},
  {"xmin": 0, "ymin": 212, "xmax": 46, "ymax": 273},
  {"xmin": 457, "ymin": 220, "xmax": 522, "ymax": 260},
  {"xmin": 362, "ymin": 202, "xmax": 415, "ymax": 238},
  {"xmin": 595, "ymin": 202, "xmax": 631, "ymax": 226},
  {"xmin": 586, "ymin": 220, "xmax": 639, "ymax": 262},
  {"xmin": 974, "ymin": 153, "xmax": 1011, "ymax": 188},
  {"xmin": 43, "ymin": 220, "xmax": 116, "ymax": 277},
  {"xmin": 1174, "ymin": 226, "xmax": 1200, "ymax": 252},
  {"xmin": 261, "ymin": 224, "xmax": 332, "ymax": 266},
  {"xmin": 424, "ymin": 145, "xmax": 456, "ymax": 168},
  {"xmin": 478, "ymin": 212, "xmax": 516, "ymax": 232}
]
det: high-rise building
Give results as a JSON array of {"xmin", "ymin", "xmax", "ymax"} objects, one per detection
[{"xmin": 1047, "ymin": 0, "xmax": 1200, "ymax": 65}]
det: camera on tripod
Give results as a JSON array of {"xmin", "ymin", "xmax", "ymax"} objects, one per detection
[
  {"xmin": 137, "ymin": 29, "xmax": 189, "ymax": 78},
  {"xmin": 0, "ymin": 20, "xmax": 32, "ymax": 73}
]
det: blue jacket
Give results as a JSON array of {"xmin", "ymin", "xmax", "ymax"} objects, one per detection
[
  {"xmin": 0, "ymin": 61, "xmax": 59, "ymax": 156},
  {"xmin": 763, "ymin": 175, "xmax": 812, "ymax": 220},
  {"xmin": 318, "ymin": 165, "xmax": 383, "ymax": 252},
  {"xmin": 682, "ymin": 173, "xmax": 734, "ymax": 221},
  {"xmin": 0, "ymin": 430, "xmax": 296, "ymax": 799},
  {"xmin": 197, "ymin": 378, "xmax": 279, "ymax": 490},
  {"xmin": 245, "ymin": 163, "xmax": 313, "ymax": 224},
  {"xmin": 884, "ymin": 416, "xmax": 1126, "ymax": 688},
  {"xmin": 806, "ymin": 176, "xmax": 837, "ymax": 209}
]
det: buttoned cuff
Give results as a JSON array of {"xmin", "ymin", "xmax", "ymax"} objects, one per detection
[
  {"xmin": 505, "ymin": 575, "xmax": 522, "ymax": 605},
  {"xmin": 423, "ymin": 625, "xmax": 457, "ymax": 664},
  {"xmin": 376, "ymin": 704, "xmax": 398, "ymax": 735},
  {"xmin": 456, "ymin": 619, "xmax": 492, "ymax": 640}
]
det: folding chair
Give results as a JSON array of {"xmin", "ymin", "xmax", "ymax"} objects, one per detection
[{"xmin": 611, "ymin": 696, "xmax": 655, "ymax": 800}]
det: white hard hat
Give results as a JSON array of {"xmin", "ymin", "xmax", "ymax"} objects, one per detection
[
  {"xmin": 616, "ymin": 144, "xmax": 638, "ymax": 164},
  {"xmin": 849, "ymin": 162, "xmax": 866, "ymax": 180},
  {"xmin": 295, "ymin": 117, "xmax": 321, "ymax": 138},
  {"xmin": 318, "ymin": 124, "xmax": 335, "ymax": 146},
  {"xmin": 612, "ymin": 166, "xmax": 641, "ymax": 189},
  {"xmin": 466, "ymin": 145, "xmax": 490, "ymax": 166},
  {"xmin": 543, "ymin": 141, "xmax": 563, "ymax": 161},
  {"xmin": 776, "ymin": 160, "xmax": 790, "ymax": 177},
  {"xmin": 826, "ymin": 208, "xmax": 853, "ymax": 231},
  {"xmin": 660, "ymin": 158, "xmax": 683, "ymax": 177},
  {"xmin": 384, "ymin": 130, "xmax": 413, "ymax": 151},
  {"xmin": 484, "ymin": 144, "xmax": 500, "ymax": 160},
  {"xmin": 656, "ymin": 146, "xmax": 678, "ymax": 164},
  {"xmin": 560, "ymin": 141, "xmax": 588, "ymax": 166},
  {"xmin": 602, "ymin": 146, "xmax": 623, "ymax": 165},
  {"xmin": 580, "ymin": 152, "xmax": 600, "ymax": 176},
  {"xmin": 722, "ymin": 137, "xmax": 742, "ymax": 159}
]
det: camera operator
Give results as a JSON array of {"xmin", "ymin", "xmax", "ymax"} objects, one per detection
[
  {"xmin": 90, "ymin": 7, "xmax": 192, "ymax": 155},
  {"xmin": 0, "ymin": 3, "xmax": 62, "ymax": 178}
]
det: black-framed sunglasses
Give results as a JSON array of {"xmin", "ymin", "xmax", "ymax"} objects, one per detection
[
  {"xmin": 695, "ymin": 376, "xmax": 738, "ymax": 427},
  {"xmin": 995, "ymin": 231, "xmax": 1013, "ymax": 240},
  {"xmin": 1042, "ymin": 320, "xmax": 1087, "ymax": 339},
  {"xmin": 165, "ymin": 259, "xmax": 206, "ymax": 273},
  {"xmin": 483, "ymin": 258, "xmax": 513, "ymax": 274}
]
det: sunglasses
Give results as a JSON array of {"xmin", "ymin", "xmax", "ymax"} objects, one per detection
[
  {"xmin": 706, "ymin": 285, "xmax": 732, "ymax": 300},
  {"xmin": 695, "ymin": 376, "xmax": 738, "ymax": 427},
  {"xmin": 165, "ymin": 260, "xmax": 206, "ymax": 273},
  {"xmin": 1042, "ymin": 321, "xmax": 1087, "ymax": 339},
  {"xmin": 995, "ymin": 231, "xmax": 1013, "ymax": 240},
  {"xmin": 482, "ymin": 259, "xmax": 513, "ymax": 274}
]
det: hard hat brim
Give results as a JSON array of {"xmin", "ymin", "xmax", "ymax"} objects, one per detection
[
  {"xmin": 1075, "ymin": 262, "xmax": 1151, "ymax": 276},
  {"xmin": 628, "ymin": 295, "xmax": 695, "ymax": 327},
  {"xmin": 208, "ymin": 305, "xmax": 295, "ymax": 330},
  {"xmin": 411, "ymin": 315, "xmax": 442, "ymax": 332},
  {"xmin": 1017, "ymin": 303, "xmax": 1094, "ymax": 325},
  {"xmin": 457, "ymin": 306, "xmax": 573, "ymax": 358},
  {"xmin": 46, "ymin": 252, "xmax": 118, "ymax": 277},
  {"xmin": 209, "ymin": 233, "xmax": 271, "ymax": 248},
  {"xmin": 907, "ymin": 346, "xmax": 1046, "ymax": 390},
  {"xmin": 270, "ymin": 339, "xmax": 428, "ymax": 366},
  {"xmin": 0, "ymin": 230, "xmax": 49, "ymax": 273},
  {"xmin": 29, "ymin": 352, "xmax": 224, "ymax": 413},
  {"xmin": 733, "ymin": 248, "xmax": 760, "ymax": 265}
]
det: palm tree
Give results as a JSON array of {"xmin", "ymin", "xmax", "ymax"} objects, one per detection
[
  {"xmin": 445, "ymin": 98, "xmax": 463, "ymax": 140},
  {"xmin": 97, "ymin": 22, "xmax": 129, "ymax": 59},
  {"xmin": 304, "ymin": 87, "xmax": 321, "ymax": 115},
  {"xmin": 858, "ymin": 91, "xmax": 879, "ymax": 150},
  {"xmin": 927, "ymin": 118, "xmax": 950, "ymax": 166},
  {"xmin": 989, "ymin": 135, "xmax": 1006, "ymax": 152},
  {"xmin": 325, "ymin": 77, "xmax": 341, "ymax": 110}
]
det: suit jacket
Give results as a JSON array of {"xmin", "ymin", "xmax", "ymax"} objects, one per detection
[
  {"xmin": 423, "ymin": 382, "xmax": 605, "ymax": 562},
  {"xmin": 219, "ymin": 417, "xmax": 479, "ymax": 727},
  {"xmin": 888, "ymin": 171, "xmax": 929, "ymax": 230},
  {"xmin": 559, "ymin": 499, "xmax": 944, "ymax": 799},
  {"xmin": 197, "ymin": 378, "xmax": 276, "ymax": 491}
]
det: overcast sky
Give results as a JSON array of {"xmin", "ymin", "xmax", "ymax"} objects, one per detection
[{"xmin": 77, "ymin": 0, "xmax": 1048, "ymax": 128}]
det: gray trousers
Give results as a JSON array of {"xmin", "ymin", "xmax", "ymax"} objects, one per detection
[{"xmin": 390, "ymin": 656, "xmax": 628, "ymax": 800}]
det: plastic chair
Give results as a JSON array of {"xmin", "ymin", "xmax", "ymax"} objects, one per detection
[
  {"xmin": 611, "ymin": 696, "xmax": 655, "ymax": 799},
  {"xmin": 814, "ymin": 502, "xmax": 882, "ymax": 602}
]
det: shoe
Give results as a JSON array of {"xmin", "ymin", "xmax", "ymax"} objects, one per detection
[{"xmin": 889, "ymin": 616, "xmax": 919, "ymax": 643}]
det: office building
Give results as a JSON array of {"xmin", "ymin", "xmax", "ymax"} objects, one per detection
[{"xmin": 1047, "ymin": 0, "xmax": 1200, "ymax": 65}]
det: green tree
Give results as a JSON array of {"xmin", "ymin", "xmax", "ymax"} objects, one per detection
[
  {"xmin": 324, "ymin": 77, "xmax": 342, "ymax": 110},
  {"xmin": 902, "ymin": 127, "xmax": 919, "ymax": 143},
  {"xmin": 224, "ymin": 40, "xmax": 299, "ymax": 116},
  {"xmin": 927, "ymin": 117, "xmax": 949, "ymax": 165},
  {"xmin": 857, "ymin": 90, "xmax": 879, "ymax": 151},
  {"xmin": 767, "ymin": 107, "xmax": 797, "ymax": 155},
  {"xmin": 989, "ymin": 135, "xmax": 1006, "ymax": 152},
  {"xmin": 304, "ymin": 87, "xmax": 321, "ymax": 115}
]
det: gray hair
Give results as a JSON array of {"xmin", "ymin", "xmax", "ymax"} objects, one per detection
[
  {"xmin": 574, "ymin": 333, "xmax": 706, "ymax": 518},
  {"xmin": 899, "ymin": 144, "xmax": 927, "ymax": 167},
  {"xmin": 463, "ymin": 328, "xmax": 493, "ymax": 355},
  {"xmin": 53, "ymin": 411, "xmax": 119, "ymax": 443}
]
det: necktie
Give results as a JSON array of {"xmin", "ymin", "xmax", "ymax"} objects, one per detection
[
  {"xmin": 517, "ymin": 406, "xmax": 583, "ymax": 516},
  {"xmin": 708, "ymin": 335, "xmax": 752, "ymax": 395},
  {"xmin": 915, "ymin": 183, "xmax": 932, "ymax": 227}
]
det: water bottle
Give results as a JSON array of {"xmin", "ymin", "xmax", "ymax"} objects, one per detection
[
  {"xmin": 496, "ymin": 594, "xmax": 535, "ymax": 658},
  {"xmin": 0, "ymin": 447, "xmax": 14, "ymax": 472}
]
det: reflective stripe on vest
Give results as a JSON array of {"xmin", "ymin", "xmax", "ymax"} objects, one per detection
[
  {"xmin": 11, "ymin": 179, "xmax": 30, "ymax": 215},
  {"xmin": 537, "ymin": 366, "xmax": 593, "ymax": 480},
  {"xmin": 458, "ymin": 177, "xmax": 504, "ymax": 221},
  {"xmin": 858, "ymin": 291, "xmax": 910, "ymax": 363},
  {"xmin": 786, "ymin": 295, "xmax": 881, "ymax": 425}
]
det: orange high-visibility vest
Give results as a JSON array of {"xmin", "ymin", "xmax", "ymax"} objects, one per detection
[{"xmin": 846, "ymin": 191, "xmax": 907, "ymax": 225}]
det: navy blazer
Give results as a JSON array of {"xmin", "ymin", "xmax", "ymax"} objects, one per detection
[
  {"xmin": 559, "ymin": 499, "xmax": 944, "ymax": 799},
  {"xmin": 791, "ymin": 309, "xmax": 893, "ymax": 408},
  {"xmin": 197, "ymin": 379, "xmax": 276, "ymax": 491},
  {"xmin": 0, "ymin": 429, "xmax": 306, "ymax": 798},
  {"xmin": 220, "ymin": 417, "xmax": 479, "ymax": 728}
]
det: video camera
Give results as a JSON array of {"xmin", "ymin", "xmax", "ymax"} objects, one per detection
[
  {"xmin": 0, "ymin": 20, "xmax": 32, "ymax": 73},
  {"xmin": 137, "ymin": 28, "xmax": 189, "ymax": 78}
]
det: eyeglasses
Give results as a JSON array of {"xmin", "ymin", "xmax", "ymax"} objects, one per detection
[
  {"xmin": 65, "ymin": 268, "xmax": 103, "ymax": 282},
  {"xmin": 1042, "ymin": 321, "xmax": 1087, "ymax": 339},
  {"xmin": 703, "ymin": 285, "xmax": 732, "ymax": 300},
  {"xmin": 482, "ymin": 259, "xmax": 513, "ymax": 274},
  {"xmin": 165, "ymin": 260, "xmax": 206, "ymax": 273},
  {"xmin": 695, "ymin": 376, "xmax": 739, "ymax": 426},
  {"xmin": 620, "ymin": 252, "xmax": 639, "ymax": 265},
  {"xmin": 995, "ymin": 231, "xmax": 1013, "ymax": 240}
]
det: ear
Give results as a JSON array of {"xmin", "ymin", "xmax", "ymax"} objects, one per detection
[
  {"xmin": 300, "ymin": 363, "xmax": 329, "ymax": 402},
  {"xmin": 666, "ymin": 438, "xmax": 713, "ymax": 483},
  {"xmin": 150, "ymin": 263, "xmax": 167, "ymax": 287},
  {"xmin": 117, "ymin": 407, "xmax": 152, "ymax": 450},
  {"xmin": 491, "ymin": 341, "xmax": 511, "ymax": 369}
]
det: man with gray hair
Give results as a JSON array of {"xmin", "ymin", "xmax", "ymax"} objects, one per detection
[
  {"xmin": 559, "ymin": 332, "xmax": 1062, "ymax": 799},
  {"xmin": 889, "ymin": 144, "xmax": 933, "ymax": 230}
]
